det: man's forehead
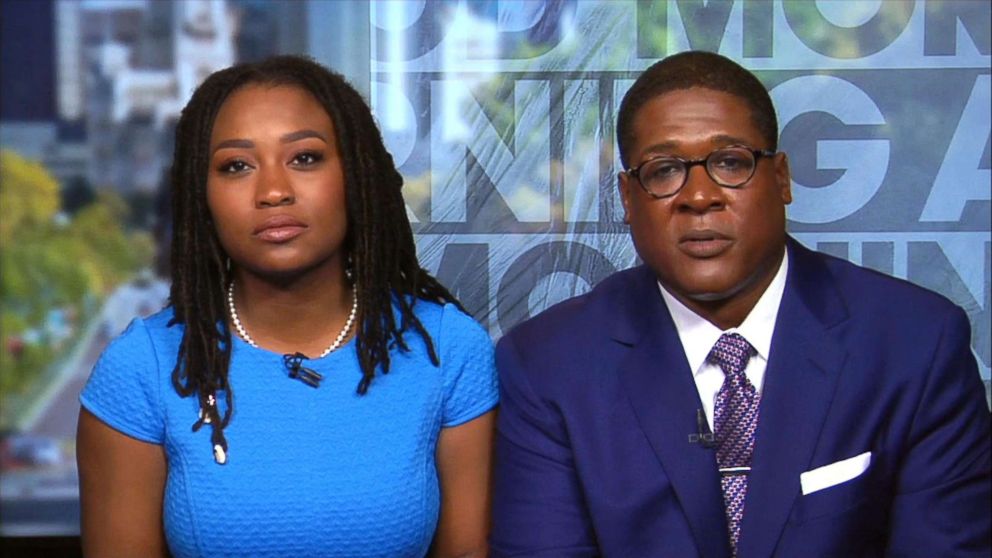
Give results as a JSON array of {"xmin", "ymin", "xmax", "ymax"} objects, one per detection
[
  {"xmin": 630, "ymin": 95, "xmax": 763, "ymax": 157},
  {"xmin": 637, "ymin": 134, "xmax": 757, "ymax": 154}
]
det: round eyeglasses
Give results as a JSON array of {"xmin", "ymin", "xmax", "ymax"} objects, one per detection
[{"xmin": 625, "ymin": 146, "xmax": 777, "ymax": 199}]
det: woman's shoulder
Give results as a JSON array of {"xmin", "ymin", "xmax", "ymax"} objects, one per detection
[
  {"xmin": 403, "ymin": 298, "xmax": 488, "ymax": 344},
  {"xmin": 416, "ymin": 300, "xmax": 497, "ymax": 427},
  {"xmin": 102, "ymin": 306, "xmax": 182, "ymax": 359},
  {"xmin": 82, "ymin": 308, "xmax": 177, "ymax": 443}
]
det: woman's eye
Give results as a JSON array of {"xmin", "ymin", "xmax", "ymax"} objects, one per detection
[
  {"xmin": 291, "ymin": 151, "xmax": 324, "ymax": 166},
  {"xmin": 218, "ymin": 160, "xmax": 251, "ymax": 174}
]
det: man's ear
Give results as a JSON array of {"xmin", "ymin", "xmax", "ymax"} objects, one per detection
[
  {"xmin": 775, "ymin": 152, "xmax": 792, "ymax": 205},
  {"xmin": 618, "ymin": 171, "xmax": 633, "ymax": 224}
]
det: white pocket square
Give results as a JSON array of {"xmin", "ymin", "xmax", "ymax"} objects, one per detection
[{"xmin": 800, "ymin": 451, "xmax": 871, "ymax": 496}]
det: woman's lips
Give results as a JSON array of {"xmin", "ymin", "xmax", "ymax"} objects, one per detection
[
  {"xmin": 678, "ymin": 230, "xmax": 732, "ymax": 258},
  {"xmin": 256, "ymin": 226, "xmax": 306, "ymax": 242},
  {"xmin": 253, "ymin": 216, "xmax": 307, "ymax": 243}
]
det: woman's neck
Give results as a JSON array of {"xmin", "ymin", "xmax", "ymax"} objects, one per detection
[{"xmin": 229, "ymin": 265, "xmax": 356, "ymax": 357}]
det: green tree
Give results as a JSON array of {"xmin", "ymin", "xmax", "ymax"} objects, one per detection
[{"xmin": 0, "ymin": 150, "xmax": 154, "ymax": 424}]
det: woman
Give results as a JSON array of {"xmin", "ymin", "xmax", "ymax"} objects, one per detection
[{"xmin": 77, "ymin": 56, "xmax": 497, "ymax": 557}]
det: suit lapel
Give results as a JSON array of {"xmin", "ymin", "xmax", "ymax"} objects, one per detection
[
  {"xmin": 615, "ymin": 267, "xmax": 731, "ymax": 558},
  {"xmin": 737, "ymin": 240, "xmax": 849, "ymax": 558}
]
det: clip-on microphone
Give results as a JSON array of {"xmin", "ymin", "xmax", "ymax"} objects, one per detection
[
  {"xmin": 688, "ymin": 408, "xmax": 716, "ymax": 448},
  {"xmin": 283, "ymin": 352, "xmax": 323, "ymax": 388}
]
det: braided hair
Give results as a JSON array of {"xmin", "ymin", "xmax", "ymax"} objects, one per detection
[{"xmin": 168, "ymin": 55, "xmax": 462, "ymax": 463}]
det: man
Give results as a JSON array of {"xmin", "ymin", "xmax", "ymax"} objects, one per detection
[{"xmin": 490, "ymin": 51, "xmax": 991, "ymax": 557}]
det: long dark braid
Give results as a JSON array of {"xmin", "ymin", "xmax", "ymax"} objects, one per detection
[{"xmin": 168, "ymin": 55, "xmax": 462, "ymax": 462}]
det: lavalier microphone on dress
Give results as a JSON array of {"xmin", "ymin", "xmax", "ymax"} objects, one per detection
[{"xmin": 283, "ymin": 352, "xmax": 323, "ymax": 388}]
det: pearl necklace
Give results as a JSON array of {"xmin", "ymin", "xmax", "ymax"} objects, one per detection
[{"xmin": 226, "ymin": 282, "xmax": 358, "ymax": 358}]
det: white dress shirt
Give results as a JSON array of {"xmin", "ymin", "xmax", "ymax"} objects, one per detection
[{"xmin": 658, "ymin": 250, "xmax": 789, "ymax": 430}]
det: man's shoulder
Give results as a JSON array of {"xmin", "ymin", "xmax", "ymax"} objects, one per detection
[
  {"xmin": 794, "ymin": 241, "xmax": 965, "ymax": 323},
  {"xmin": 502, "ymin": 266, "xmax": 647, "ymax": 343},
  {"xmin": 495, "ymin": 267, "xmax": 651, "ymax": 389}
]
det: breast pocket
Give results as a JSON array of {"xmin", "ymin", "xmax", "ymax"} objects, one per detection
[{"xmin": 790, "ymin": 459, "xmax": 874, "ymax": 524}]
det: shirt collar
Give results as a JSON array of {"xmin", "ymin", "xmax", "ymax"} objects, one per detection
[{"xmin": 658, "ymin": 249, "xmax": 789, "ymax": 375}]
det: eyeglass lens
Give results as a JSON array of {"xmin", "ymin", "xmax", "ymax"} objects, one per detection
[{"xmin": 639, "ymin": 147, "xmax": 758, "ymax": 197}]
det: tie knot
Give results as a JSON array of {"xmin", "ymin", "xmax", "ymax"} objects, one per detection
[{"xmin": 708, "ymin": 333, "xmax": 754, "ymax": 377}]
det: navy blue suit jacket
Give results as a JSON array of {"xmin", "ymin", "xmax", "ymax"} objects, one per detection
[{"xmin": 491, "ymin": 239, "xmax": 991, "ymax": 557}]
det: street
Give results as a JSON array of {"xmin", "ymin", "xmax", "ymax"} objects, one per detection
[{"xmin": 0, "ymin": 277, "xmax": 169, "ymax": 536}]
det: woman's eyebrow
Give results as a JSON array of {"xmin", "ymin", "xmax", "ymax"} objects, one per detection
[
  {"xmin": 212, "ymin": 138, "xmax": 253, "ymax": 153},
  {"xmin": 211, "ymin": 130, "xmax": 327, "ymax": 154},
  {"xmin": 280, "ymin": 129, "xmax": 327, "ymax": 143}
]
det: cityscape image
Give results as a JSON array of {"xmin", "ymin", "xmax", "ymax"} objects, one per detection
[{"xmin": 1, "ymin": 0, "xmax": 989, "ymax": 542}]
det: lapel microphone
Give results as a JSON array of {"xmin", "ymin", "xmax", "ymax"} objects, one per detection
[
  {"xmin": 688, "ymin": 408, "xmax": 716, "ymax": 448},
  {"xmin": 283, "ymin": 352, "xmax": 323, "ymax": 388}
]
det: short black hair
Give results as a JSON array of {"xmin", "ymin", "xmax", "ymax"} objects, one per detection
[{"xmin": 616, "ymin": 50, "xmax": 778, "ymax": 168}]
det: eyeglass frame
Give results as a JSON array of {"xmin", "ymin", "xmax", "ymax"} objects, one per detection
[{"xmin": 624, "ymin": 146, "xmax": 778, "ymax": 200}]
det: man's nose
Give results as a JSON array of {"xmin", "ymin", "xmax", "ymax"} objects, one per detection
[{"xmin": 673, "ymin": 163, "xmax": 726, "ymax": 213}]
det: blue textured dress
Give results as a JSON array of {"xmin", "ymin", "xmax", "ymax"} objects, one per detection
[{"xmin": 80, "ymin": 300, "xmax": 498, "ymax": 557}]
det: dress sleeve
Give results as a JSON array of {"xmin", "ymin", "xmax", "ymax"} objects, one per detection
[
  {"xmin": 79, "ymin": 318, "xmax": 166, "ymax": 444},
  {"xmin": 438, "ymin": 303, "xmax": 499, "ymax": 427}
]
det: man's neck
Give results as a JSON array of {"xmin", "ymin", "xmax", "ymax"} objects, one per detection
[{"xmin": 668, "ymin": 247, "xmax": 788, "ymax": 331}]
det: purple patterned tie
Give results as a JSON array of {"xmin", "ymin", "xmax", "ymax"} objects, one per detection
[{"xmin": 710, "ymin": 333, "xmax": 760, "ymax": 556}]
